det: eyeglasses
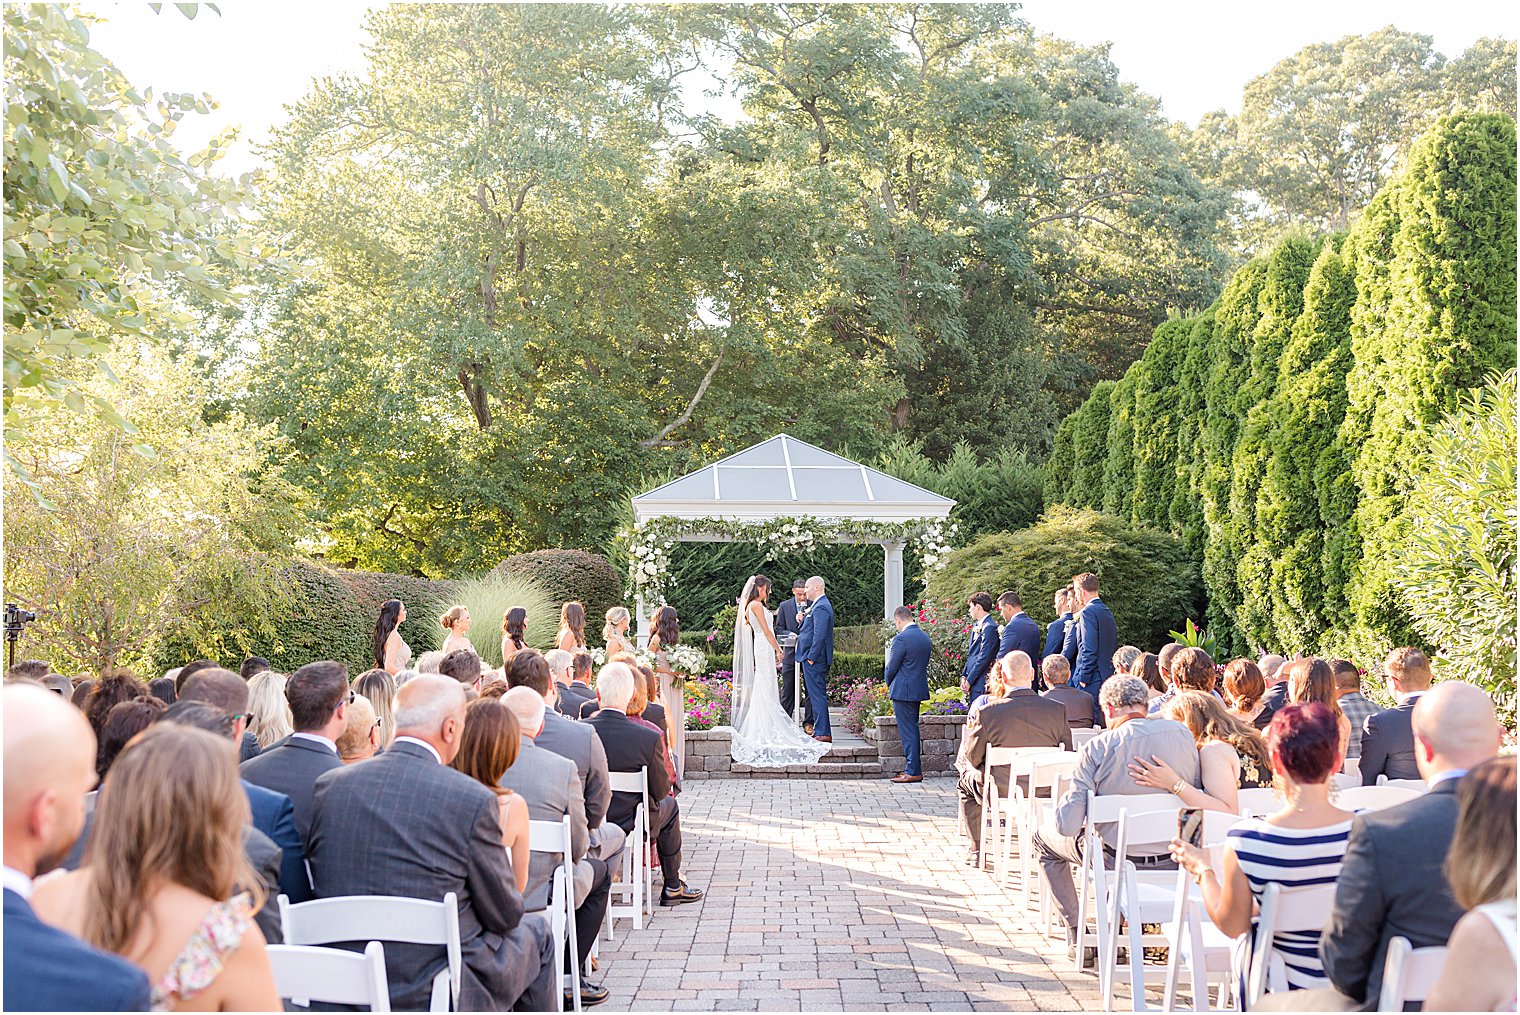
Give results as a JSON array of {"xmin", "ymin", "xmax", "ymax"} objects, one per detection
[
  {"xmin": 372, "ymin": 718, "xmax": 382, "ymax": 730},
  {"xmin": 228, "ymin": 712, "xmax": 253, "ymax": 724},
  {"xmin": 336, "ymin": 690, "xmax": 355, "ymax": 711}
]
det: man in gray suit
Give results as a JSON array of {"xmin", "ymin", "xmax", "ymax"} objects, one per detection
[
  {"xmin": 241, "ymin": 660, "xmax": 348, "ymax": 842},
  {"xmin": 1032, "ymin": 675, "xmax": 1200, "ymax": 950},
  {"xmin": 308, "ymin": 676, "xmax": 555, "ymax": 1012},
  {"xmin": 500, "ymin": 688, "xmax": 612, "ymax": 1007}
]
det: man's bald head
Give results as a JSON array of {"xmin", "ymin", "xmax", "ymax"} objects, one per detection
[
  {"xmin": 805, "ymin": 576, "xmax": 825, "ymax": 598},
  {"xmin": 3, "ymin": 684, "xmax": 97, "ymax": 876},
  {"xmin": 502, "ymin": 686, "xmax": 546, "ymax": 738},
  {"xmin": 1411, "ymin": 681, "xmax": 1501, "ymax": 779},
  {"xmin": 179, "ymin": 667, "xmax": 249, "ymax": 717},
  {"xmin": 394, "ymin": 674, "xmax": 468, "ymax": 764},
  {"xmin": 1001, "ymin": 650, "xmax": 1034, "ymax": 688}
]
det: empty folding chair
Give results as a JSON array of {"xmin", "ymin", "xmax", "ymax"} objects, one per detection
[
  {"xmin": 1012, "ymin": 752, "xmax": 1078, "ymax": 908},
  {"xmin": 1337, "ymin": 785, "xmax": 1420, "ymax": 812},
  {"xmin": 1377, "ymin": 937, "xmax": 1448, "ymax": 1010},
  {"xmin": 1102, "ymin": 807, "xmax": 1198, "ymax": 1011},
  {"xmin": 268, "ymin": 940, "xmax": 390, "ymax": 1012},
  {"xmin": 605, "ymin": 767, "xmax": 650, "ymax": 936},
  {"xmin": 1245, "ymin": 881, "xmax": 1339, "ymax": 1008},
  {"xmin": 1374, "ymin": 775, "xmax": 1428, "ymax": 792},
  {"xmin": 529, "ymin": 814, "xmax": 581, "ymax": 1012},
  {"xmin": 1341, "ymin": 756, "xmax": 1361, "ymax": 781},
  {"xmin": 1073, "ymin": 727, "xmax": 1103, "ymax": 751},
  {"xmin": 1235, "ymin": 787, "xmax": 1279, "ymax": 818},
  {"xmin": 278, "ymin": 893, "xmax": 459, "ymax": 1012}
]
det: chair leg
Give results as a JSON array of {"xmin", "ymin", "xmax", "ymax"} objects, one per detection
[{"xmin": 1127, "ymin": 908, "xmax": 1147, "ymax": 1012}]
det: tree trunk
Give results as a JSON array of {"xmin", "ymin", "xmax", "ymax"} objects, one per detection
[{"xmin": 458, "ymin": 363, "xmax": 492, "ymax": 429}]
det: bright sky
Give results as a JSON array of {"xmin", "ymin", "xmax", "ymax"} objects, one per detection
[{"xmin": 80, "ymin": 1, "xmax": 1511, "ymax": 178}]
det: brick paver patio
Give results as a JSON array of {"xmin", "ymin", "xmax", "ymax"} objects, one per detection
[{"xmin": 594, "ymin": 777, "xmax": 1103, "ymax": 1011}]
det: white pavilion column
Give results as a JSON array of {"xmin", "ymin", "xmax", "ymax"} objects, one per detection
[
  {"xmin": 883, "ymin": 540, "xmax": 906, "ymax": 620},
  {"xmin": 635, "ymin": 599, "xmax": 649, "ymax": 649}
]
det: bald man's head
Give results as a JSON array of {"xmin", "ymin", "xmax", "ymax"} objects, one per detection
[
  {"xmin": 1411, "ymin": 681, "xmax": 1501, "ymax": 779},
  {"xmin": 393, "ymin": 674, "xmax": 468, "ymax": 763},
  {"xmin": 1001, "ymin": 650, "xmax": 1034, "ymax": 688},
  {"xmin": 3, "ymin": 684, "xmax": 97, "ymax": 876}
]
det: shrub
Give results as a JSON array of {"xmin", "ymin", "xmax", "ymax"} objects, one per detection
[
  {"xmin": 489, "ymin": 549, "xmax": 624, "ymax": 633},
  {"xmin": 842, "ymin": 680, "xmax": 892, "ymax": 736},
  {"xmin": 924, "ymin": 686, "xmax": 970, "ymax": 717},
  {"xmin": 684, "ymin": 671, "xmax": 734, "ymax": 731},
  {"xmin": 447, "ymin": 573, "xmax": 559, "ymax": 667},
  {"xmin": 928, "ymin": 506, "xmax": 1202, "ymax": 652}
]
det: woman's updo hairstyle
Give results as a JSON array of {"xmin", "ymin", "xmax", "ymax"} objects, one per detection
[{"xmin": 441, "ymin": 605, "xmax": 468, "ymax": 631}]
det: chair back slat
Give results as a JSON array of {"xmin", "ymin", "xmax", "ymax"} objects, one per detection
[
  {"xmin": 1088, "ymin": 793, "xmax": 1184, "ymax": 825},
  {"xmin": 1338, "ymin": 785, "xmax": 1421, "ymax": 811},
  {"xmin": 607, "ymin": 769, "xmax": 648, "ymax": 794},
  {"xmin": 280, "ymin": 893, "xmax": 456, "ymax": 947},
  {"xmin": 1377, "ymin": 936, "xmax": 1448, "ymax": 1010},
  {"xmin": 268, "ymin": 941, "xmax": 391, "ymax": 1011}
]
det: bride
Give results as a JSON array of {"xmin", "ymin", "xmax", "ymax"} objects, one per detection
[{"xmin": 730, "ymin": 574, "xmax": 831, "ymax": 766}]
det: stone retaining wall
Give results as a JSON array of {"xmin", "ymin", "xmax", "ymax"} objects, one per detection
[
  {"xmin": 684, "ymin": 715, "xmax": 967, "ymax": 779},
  {"xmin": 863, "ymin": 714, "xmax": 968, "ymax": 775}
]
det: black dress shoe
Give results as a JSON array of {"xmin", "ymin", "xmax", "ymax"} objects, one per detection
[
  {"xmin": 660, "ymin": 881, "xmax": 705, "ymax": 906},
  {"xmin": 568, "ymin": 980, "xmax": 610, "ymax": 1007}
]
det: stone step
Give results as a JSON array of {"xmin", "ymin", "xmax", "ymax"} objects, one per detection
[{"xmin": 724, "ymin": 759, "xmax": 886, "ymax": 779}]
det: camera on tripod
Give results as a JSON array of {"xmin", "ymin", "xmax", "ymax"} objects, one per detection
[{"xmin": 4, "ymin": 602, "xmax": 38, "ymax": 671}]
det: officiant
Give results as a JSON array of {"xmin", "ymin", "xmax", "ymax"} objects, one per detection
[{"xmin": 776, "ymin": 577, "xmax": 813, "ymax": 730}]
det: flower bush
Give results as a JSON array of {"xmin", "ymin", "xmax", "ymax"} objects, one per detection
[
  {"xmin": 882, "ymin": 598, "xmax": 974, "ymax": 691},
  {"xmin": 841, "ymin": 679, "xmax": 892, "ymax": 736},
  {"xmin": 685, "ymin": 671, "xmax": 733, "ymax": 731},
  {"xmin": 923, "ymin": 686, "xmax": 970, "ymax": 717}
]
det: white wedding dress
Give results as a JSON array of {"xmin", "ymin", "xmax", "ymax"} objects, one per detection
[{"xmin": 730, "ymin": 595, "xmax": 831, "ymax": 767}]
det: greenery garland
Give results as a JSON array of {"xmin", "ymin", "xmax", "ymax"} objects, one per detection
[{"xmin": 624, "ymin": 515, "xmax": 957, "ymax": 613}]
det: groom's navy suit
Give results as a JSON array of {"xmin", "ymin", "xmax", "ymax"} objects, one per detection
[
  {"xmin": 884, "ymin": 622, "xmax": 932, "ymax": 777},
  {"xmin": 796, "ymin": 594, "xmax": 835, "ymax": 739}
]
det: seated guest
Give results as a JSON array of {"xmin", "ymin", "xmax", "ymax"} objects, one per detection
[
  {"xmin": 626, "ymin": 667, "xmax": 678, "ymax": 789},
  {"xmin": 1358, "ymin": 646, "xmax": 1433, "ymax": 785},
  {"xmin": 480, "ymin": 678, "xmax": 509, "ymax": 699},
  {"xmin": 240, "ymin": 660, "xmax": 348, "ymax": 840},
  {"xmin": 1132, "ymin": 653, "xmax": 1165, "ymax": 705},
  {"xmin": 353, "ymin": 668, "xmax": 397, "ymax": 749},
  {"xmin": 1253, "ymin": 653, "xmax": 1290, "ymax": 730},
  {"xmin": 337, "ymin": 694, "xmax": 380, "ymax": 764},
  {"xmin": 1425, "ymin": 755, "xmax": 1517, "ymax": 1013},
  {"xmin": 584, "ymin": 664, "xmax": 703, "ymax": 908},
  {"xmin": 957, "ymin": 651, "xmax": 1071, "ymax": 863},
  {"xmin": 307, "ymin": 675, "xmax": 555, "ymax": 1011},
  {"xmin": 1132, "ymin": 690, "xmax": 1273, "ymax": 814},
  {"xmin": 5, "ymin": 658, "xmax": 51, "ymax": 681},
  {"xmin": 146, "ymin": 676, "xmax": 177, "ymax": 705},
  {"xmin": 1283, "ymin": 657, "xmax": 1350, "ymax": 759},
  {"xmin": 544, "ymin": 647, "xmax": 574, "ymax": 696},
  {"xmin": 69, "ymin": 678, "xmax": 94, "ymax": 709},
  {"xmin": 1042, "ymin": 654, "xmax": 1095, "ymax": 730},
  {"xmin": 245, "ymin": 670, "xmax": 292, "ymax": 750},
  {"xmin": 96, "ymin": 697, "xmax": 166, "ymax": 780},
  {"xmin": 1149, "ymin": 646, "xmax": 1215, "ymax": 715},
  {"xmin": 1329, "ymin": 659, "xmax": 1375, "ymax": 761},
  {"xmin": 31, "ymin": 724, "xmax": 281, "ymax": 1010},
  {"xmin": 508, "ymin": 652, "xmax": 624, "ymax": 864},
  {"xmin": 1222, "ymin": 658, "xmax": 1266, "ymax": 725},
  {"xmin": 1171, "ymin": 702, "xmax": 1355, "ymax": 997},
  {"xmin": 2, "ymin": 685, "xmax": 153, "ymax": 1012},
  {"xmin": 449, "ymin": 698, "xmax": 530, "ymax": 892},
  {"xmin": 83, "ymin": 669, "xmax": 148, "ymax": 737},
  {"xmin": 1310, "ymin": 680, "xmax": 1501, "ymax": 1010},
  {"xmin": 1111, "ymin": 645, "xmax": 1141, "ymax": 677},
  {"xmin": 967, "ymin": 654, "xmax": 1010, "ymax": 714},
  {"xmin": 627, "ymin": 660, "xmax": 670, "ymax": 740},
  {"xmin": 181, "ymin": 666, "xmax": 264, "ymax": 763},
  {"xmin": 499, "ymin": 688, "xmax": 611, "ymax": 1008},
  {"xmin": 439, "ymin": 647, "xmax": 485, "ymax": 690},
  {"xmin": 559, "ymin": 652, "xmax": 597, "ymax": 717},
  {"xmin": 1033, "ymin": 676, "xmax": 1199, "ymax": 949},
  {"xmin": 173, "ymin": 659, "xmax": 218, "ymax": 693},
  {"xmin": 239, "ymin": 656, "xmax": 270, "ymax": 682},
  {"xmin": 39, "ymin": 673, "xmax": 70, "ymax": 697},
  {"xmin": 415, "ymin": 649, "xmax": 445, "ymax": 674}
]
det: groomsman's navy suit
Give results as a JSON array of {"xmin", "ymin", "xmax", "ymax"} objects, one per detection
[
  {"xmin": 962, "ymin": 614, "xmax": 998, "ymax": 702},
  {"xmin": 1072, "ymin": 596, "xmax": 1118, "ymax": 722},
  {"xmin": 796, "ymin": 594, "xmax": 835, "ymax": 738},
  {"xmin": 1060, "ymin": 613, "xmax": 1079, "ymax": 667},
  {"xmin": 1045, "ymin": 611, "xmax": 1072, "ymax": 661},
  {"xmin": 998, "ymin": 611, "xmax": 1044, "ymax": 690},
  {"xmin": 884, "ymin": 623, "xmax": 932, "ymax": 777}
]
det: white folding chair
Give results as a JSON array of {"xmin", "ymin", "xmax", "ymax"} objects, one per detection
[
  {"xmin": 1102, "ymin": 807, "xmax": 1203, "ymax": 1011},
  {"xmin": 1341, "ymin": 756, "xmax": 1361, "ymax": 780},
  {"xmin": 1013, "ymin": 752, "xmax": 1078, "ymax": 908},
  {"xmin": 279, "ymin": 893, "xmax": 459, "ymax": 1012},
  {"xmin": 1377, "ymin": 936, "xmax": 1447, "ymax": 1010},
  {"xmin": 1236, "ymin": 787, "xmax": 1279, "ymax": 817},
  {"xmin": 1161, "ymin": 822, "xmax": 1242, "ymax": 1012},
  {"xmin": 529, "ymin": 815, "xmax": 581, "ymax": 1012},
  {"xmin": 1337, "ymin": 785, "xmax": 1420, "ymax": 812},
  {"xmin": 1073, "ymin": 727, "xmax": 1103, "ymax": 750},
  {"xmin": 268, "ymin": 941, "xmax": 390, "ymax": 1012},
  {"xmin": 605, "ymin": 767, "xmax": 650, "ymax": 935},
  {"xmin": 1374, "ymin": 776, "xmax": 1428, "ymax": 792},
  {"xmin": 1074, "ymin": 795, "xmax": 1185, "ymax": 978},
  {"xmin": 984, "ymin": 746, "xmax": 1066, "ymax": 879},
  {"xmin": 1329, "ymin": 772, "xmax": 1360, "ymax": 791},
  {"xmin": 1246, "ymin": 881, "xmax": 1338, "ymax": 1007}
]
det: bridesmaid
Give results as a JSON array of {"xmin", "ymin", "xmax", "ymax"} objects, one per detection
[
  {"xmin": 603, "ymin": 607, "xmax": 636, "ymax": 657},
  {"xmin": 374, "ymin": 599, "xmax": 410, "ymax": 675},
  {"xmin": 499, "ymin": 607, "xmax": 528, "ymax": 666},
  {"xmin": 556, "ymin": 602, "xmax": 587, "ymax": 653},
  {"xmin": 646, "ymin": 606, "xmax": 685, "ymax": 779},
  {"xmin": 439, "ymin": 604, "xmax": 474, "ymax": 657}
]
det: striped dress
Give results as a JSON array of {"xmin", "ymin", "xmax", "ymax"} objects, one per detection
[{"xmin": 1227, "ymin": 816, "xmax": 1355, "ymax": 992}]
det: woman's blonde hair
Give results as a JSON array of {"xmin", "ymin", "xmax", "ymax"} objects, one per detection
[
  {"xmin": 83, "ymin": 724, "xmax": 261, "ymax": 954},
  {"xmin": 603, "ymin": 606, "xmax": 630, "ymax": 645},
  {"xmin": 246, "ymin": 670, "xmax": 293, "ymax": 749},
  {"xmin": 1446, "ymin": 755, "xmax": 1517, "ymax": 909},
  {"xmin": 337, "ymin": 694, "xmax": 378, "ymax": 761},
  {"xmin": 353, "ymin": 669, "xmax": 398, "ymax": 749},
  {"xmin": 1164, "ymin": 690, "xmax": 1272, "ymax": 774},
  {"xmin": 627, "ymin": 672, "xmax": 649, "ymax": 716},
  {"xmin": 987, "ymin": 659, "xmax": 1009, "ymax": 699},
  {"xmin": 440, "ymin": 604, "xmax": 469, "ymax": 631}
]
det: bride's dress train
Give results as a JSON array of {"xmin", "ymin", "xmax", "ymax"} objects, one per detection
[{"xmin": 730, "ymin": 604, "xmax": 831, "ymax": 767}]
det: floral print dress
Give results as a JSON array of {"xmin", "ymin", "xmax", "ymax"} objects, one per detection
[{"xmin": 149, "ymin": 893, "xmax": 254, "ymax": 1010}]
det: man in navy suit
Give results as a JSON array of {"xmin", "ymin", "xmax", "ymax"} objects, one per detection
[
  {"xmin": 796, "ymin": 576, "xmax": 836, "ymax": 742},
  {"xmin": 996, "ymin": 592, "xmax": 1043, "ymax": 691},
  {"xmin": 774, "ymin": 578, "xmax": 812, "ymax": 728},
  {"xmin": 3, "ymin": 685, "xmax": 152, "ymax": 1012},
  {"xmin": 241, "ymin": 659, "xmax": 349, "ymax": 842},
  {"xmin": 1044, "ymin": 589, "xmax": 1074, "ymax": 661},
  {"xmin": 884, "ymin": 606, "xmax": 932, "ymax": 783},
  {"xmin": 1070, "ymin": 573, "xmax": 1117, "ymax": 723},
  {"xmin": 1060, "ymin": 583, "xmax": 1081, "ymax": 668},
  {"xmin": 960, "ymin": 593, "xmax": 998, "ymax": 703}
]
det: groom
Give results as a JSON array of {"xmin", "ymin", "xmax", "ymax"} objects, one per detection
[{"xmin": 796, "ymin": 575, "xmax": 835, "ymax": 743}]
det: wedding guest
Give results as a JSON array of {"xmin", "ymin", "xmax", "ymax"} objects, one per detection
[
  {"xmin": 1041, "ymin": 654, "xmax": 1095, "ymax": 730},
  {"xmin": 1222, "ymin": 658, "xmax": 1266, "ymax": 725},
  {"xmin": 1132, "ymin": 653, "xmax": 1165, "ymax": 703},
  {"xmin": 1034, "ymin": 676, "xmax": 1199, "ymax": 947},
  {"xmin": 1358, "ymin": 646, "xmax": 1434, "ymax": 785},
  {"xmin": 960, "ymin": 593, "xmax": 998, "ymax": 702},
  {"xmin": 1151, "ymin": 645, "xmax": 1216, "ymax": 715},
  {"xmin": 181, "ymin": 667, "xmax": 263, "ymax": 762},
  {"xmin": 173, "ymin": 659, "xmax": 217, "ymax": 694},
  {"xmin": 449, "ymin": 697, "xmax": 530, "ymax": 893},
  {"xmin": 96, "ymin": 697, "xmax": 166, "ymax": 780},
  {"xmin": 245, "ymin": 670, "xmax": 292, "ymax": 750},
  {"xmin": 440, "ymin": 604, "xmax": 475, "ymax": 657},
  {"xmin": 31, "ymin": 724, "xmax": 281, "ymax": 1011},
  {"xmin": 352, "ymin": 668, "xmax": 397, "ymax": 749},
  {"xmin": 968, "ymin": 656, "xmax": 1009, "ymax": 714},
  {"xmin": 996, "ymin": 592, "xmax": 1043, "ymax": 690},
  {"xmin": 1253, "ymin": 654, "xmax": 1290, "ymax": 730},
  {"xmin": 1314, "ymin": 681, "xmax": 1500, "ymax": 1010},
  {"xmin": 41, "ymin": 673, "xmax": 73, "ymax": 697},
  {"xmin": 70, "ymin": 678, "xmax": 94, "ymax": 709},
  {"xmin": 1112, "ymin": 645, "xmax": 1141, "ymax": 677},
  {"xmin": 307, "ymin": 674, "xmax": 555, "ymax": 1011},
  {"xmin": 602, "ymin": 607, "xmax": 636, "ymax": 657},
  {"xmin": 884, "ymin": 606, "xmax": 932, "ymax": 784},
  {"xmin": 337, "ymin": 694, "xmax": 380, "ymax": 764},
  {"xmin": 557, "ymin": 601, "xmax": 587, "ymax": 653},
  {"xmin": 501, "ymin": 607, "xmax": 529, "ymax": 665},
  {"xmin": 480, "ymin": 678, "xmax": 509, "ymax": 699},
  {"xmin": 585, "ymin": 663, "xmax": 703, "ymax": 907},
  {"xmin": 625, "ymin": 667, "xmax": 677, "ymax": 788},
  {"xmin": 499, "ymin": 688, "xmax": 611, "ymax": 1007},
  {"xmin": 1044, "ymin": 589, "xmax": 1074, "ymax": 662},
  {"xmin": 1284, "ymin": 657, "xmax": 1350, "ymax": 759},
  {"xmin": 1329, "ymin": 659, "xmax": 1375, "ymax": 761},
  {"xmin": 1156, "ymin": 643, "xmax": 1183, "ymax": 687},
  {"xmin": 374, "ymin": 599, "xmax": 411, "ymax": 674},
  {"xmin": 239, "ymin": 656, "xmax": 270, "ymax": 682},
  {"xmin": 957, "ymin": 651, "xmax": 1071, "ymax": 863},
  {"xmin": 5, "ymin": 658, "xmax": 50, "ymax": 681},
  {"xmin": 439, "ymin": 648, "xmax": 485, "ymax": 689},
  {"xmin": 1070, "ymin": 573, "xmax": 1117, "ymax": 719},
  {"xmin": 83, "ymin": 669, "xmax": 147, "ymax": 737},
  {"xmin": 416, "ymin": 650, "xmax": 445, "ymax": 674},
  {"xmin": 1132, "ymin": 690, "xmax": 1272, "ymax": 814},
  {"xmin": 1171, "ymin": 702, "xmax": 1354, "ymax": 998},
  {"xmin": 2, "ymin": 685, "xmax": 153, "ymax": 1012},
  {"xmin": 1425, "ymin": 755, "xmax": 1517, "ymax": 1013},
  {"xmin": 545, "ymin": 648, "xmax": 574, "ymax": 695},
  {"xmin": 240, "ymin": 660, "xmax": 348, "ymax": 840},
  {"xmin": 558, "ymin": 652, "xmax": 596, "ymax": 718},
  {"xmin": 147, "ymin": 677, "xmax": 177, "ymax": 706}
]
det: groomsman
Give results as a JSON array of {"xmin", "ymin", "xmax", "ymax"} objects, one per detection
[
  {"xmin": 1044, "ymin": 590, "xmax": 1074, "ymax": 661},
  {"xmin": 996, "ymin": 592, "xmax": 1043, "ymax": 691},
  {"xmin": 775, "ymin": 578, "xmax": 812, "ymax": 729},
  {"xmin": 961, "ymin": 593, "xmax": 999, "ymax": 703},
  {"xmin": 1070, "ymin": 573, "xmax": 1117, "ymax": 723},
  {"xmin": 884, "ymin": 606, "xmax": 931, "ymax": 784}
]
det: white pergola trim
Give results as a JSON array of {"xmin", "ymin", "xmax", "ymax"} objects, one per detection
[{"xmin": 630, "ymin": 434, "xmax": 955, "ymax": 642}]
